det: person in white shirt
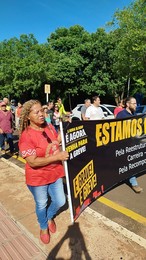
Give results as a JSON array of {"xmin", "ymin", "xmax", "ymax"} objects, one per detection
[{"xmin": 85, "ymin": 96, "xmax": 105, "ymax": 120}]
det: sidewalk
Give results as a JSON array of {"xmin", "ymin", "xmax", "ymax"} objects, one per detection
[
  {"xmin": 0, "ymin": 158, "xmax": 146, "ymax": 259},
  {"xmin": 0, "ymin": 205, "xmax": 46, "ymax": 259}
]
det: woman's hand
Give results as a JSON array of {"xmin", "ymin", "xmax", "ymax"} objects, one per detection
[
  {"xmin": 45, "ymin": 143, "xmax": 52, "ymax": 157},
  {"xmin": 57, "ymin": 151, "xmax": 69, "ymax": 161}
]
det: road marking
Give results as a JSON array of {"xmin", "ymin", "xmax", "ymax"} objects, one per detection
[
  {"xmin": 98, "ymin": 197, "xmax": 146, "ymax": 226},
  {"xmin": 86, "ymin": 207, "xmax": 146, "ymax": 249},
  {"xmin": 5, "ymin": 154, "xmax": 146, "ymax": 226},
  {"xmin": 4, "ymin": 151, "xmax": 26, "ymax": 164},
  {"xmin": 12, "ymin": 154, "xmax": 26, "ymax": 164}
]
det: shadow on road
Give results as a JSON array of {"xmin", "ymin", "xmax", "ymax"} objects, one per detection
[{"xmin": 47, "ymin": 222, "xmax": 92, "ymax": 260}]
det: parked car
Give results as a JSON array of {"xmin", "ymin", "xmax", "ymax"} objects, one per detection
[
  {"xmin": 136, "ymin": 105, "xmax": 146, "ymax": 114},
  {"xmin": 71, "ymin": 104, "xmax": 116, "ymax": 120}
]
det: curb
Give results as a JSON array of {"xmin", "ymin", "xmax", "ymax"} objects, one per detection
[
  {"xmin": 1, "ymin": 157, "xmax": 25, "ymax": 174},
  {"xmin": 1, "ymin": 157, "xmax": 146, "ymax": 250},
  {"xmin": 85, "ymin": 207, "xmax": 146, "ymax": 249}
]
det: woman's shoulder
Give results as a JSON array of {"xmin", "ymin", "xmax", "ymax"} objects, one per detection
[
  {"xmin": 20, "ymin": 127, "xmax": 37, "ymax": 139},
  {"xmin": 45, "ymin": 124, "xmax": 58, "ymax": 136},
  {"xmin": 20, "ymin": 128, "xmax": 30, "ymax": 140},
  {"xmin": 19, "ymin": 127, "xmax": 39, "ymax": 147}
]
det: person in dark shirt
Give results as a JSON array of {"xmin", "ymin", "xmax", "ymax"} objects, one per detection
[
  {"xmin": 116, "ymin": 96, "xmax": 143, "ymax": 193},
  {"xmin": 47, "ymin": 101, "xmax": 54, "ymax": 124}
]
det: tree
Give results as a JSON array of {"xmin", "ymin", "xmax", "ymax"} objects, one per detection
[
  {"xmin": 47, "ymin": 25, "xmax": 92, "ymax": 100},
  {"xmin": 0, "ymin": 34, "xmax": 51, "ymax": 101},
  {"xmin": 109, "ymin": 0, "xmax": 146, "ymax": 100},
  {"xmin": 1, "ymin": 0, "xmax": 145, "ymax": 105},
  {"xmin": 80, "ymin": 28, "xmax": 116, "ymax": 97}
]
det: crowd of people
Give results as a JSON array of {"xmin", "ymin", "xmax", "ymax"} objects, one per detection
[
  {"xmin": 0, "ymin": 94, "xmax": 144, "ymax": 245},
  {"xmin": 0, "ymin": 97, "xmax": 70, "ymax": 155}
]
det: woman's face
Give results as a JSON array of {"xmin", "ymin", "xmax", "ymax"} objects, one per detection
[{"xmin": 28, "ymin": 103, "xmax": 45, "ymax": 126}]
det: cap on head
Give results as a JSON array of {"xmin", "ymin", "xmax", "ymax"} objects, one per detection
[{"xmin": 0, "ymin": 101, "xmax": 6, "ymax": 107}]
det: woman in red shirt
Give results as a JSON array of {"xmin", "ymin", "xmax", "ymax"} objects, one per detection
[
  {"xmin": 114, "ymin": 100, "xmax": 124, "ymax": 117},
  {"xmin": 19, "ymin": 100, "xmax": 69, "ymax": 244}
]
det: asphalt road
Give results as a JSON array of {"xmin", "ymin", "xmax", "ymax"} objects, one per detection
[
  {"xmin": 4, "ymin": 131, "xmax": 146, "ymax": 242},
  {"xmin": 90, "ymin": 170, "xmax": 146, "ymax": 240}
]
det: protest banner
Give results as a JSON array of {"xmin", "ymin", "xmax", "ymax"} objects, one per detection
[{"xmin": 61, "ymin": 114, "xmax": 146, "ymax": 222}]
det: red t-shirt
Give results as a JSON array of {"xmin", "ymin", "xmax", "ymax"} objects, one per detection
[
  {"xmin": 16, "ymin": 107, "xmax": 22, "ymax": 118},
  {"xmin": 114, "ymin": 107, "xmax": 124, "ymax": 117},
  {"xmin": 19, "ymin": 124, "xmax": 65, "ymax": 186}
]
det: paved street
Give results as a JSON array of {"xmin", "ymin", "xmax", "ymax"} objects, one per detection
[
  {"xmin": 0, "ymin": 129, "xmax": 146, "ymax": 259},
  {"xmin": 91, "ymin": 170, "xmax": 146, "ymax": 240},
  {"xmin": 0, "ymin": 156, "xmax": 146, "ymax": 259},
  {"xmin": 5, "ymin": 131, "xmax": 146, "ymax": 242}
]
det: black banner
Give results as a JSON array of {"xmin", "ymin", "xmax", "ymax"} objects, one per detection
[{"xmin": 63, "ymin": 114, "xmax": 146, "ymax": 221}]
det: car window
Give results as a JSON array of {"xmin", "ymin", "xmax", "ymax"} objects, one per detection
[
  {"xmin": 105, "ymin": 106, "xmax": 115, "ymax": 113},
  {"xmin": 78, "ymin": 105, "xmax": 83, "ymax": 111},
  {"xmin": 100, "ymin": 106, "xmax": 110, "ymax": 115}
]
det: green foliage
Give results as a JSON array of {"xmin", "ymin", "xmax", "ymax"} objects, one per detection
[
  {"xmin": 0, "ymin": 1, "xmax": 145, "ymax": 104},
  {"xmin": 109, "ymin": 0, "xmax": 146, "ymax": 99},
  {"xmin": 0, "ymin": 34, "xmax": 50, "ymax": 100}
]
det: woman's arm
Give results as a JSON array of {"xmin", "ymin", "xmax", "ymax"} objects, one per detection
[{"xmin": 25, "ymin": 150, "xmax": 69, "ymax": 168}]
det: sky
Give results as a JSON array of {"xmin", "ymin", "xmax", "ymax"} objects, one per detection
[{"xmin": 0, "ymin": 0, "xmax": 134, "ymax": 43}]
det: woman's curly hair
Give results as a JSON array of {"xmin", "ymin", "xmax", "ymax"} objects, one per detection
[{"xmin": 19, "ymin": 100, "xmax": 41, "ymax": 135}]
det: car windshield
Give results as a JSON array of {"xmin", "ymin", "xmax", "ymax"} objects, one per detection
[{"xmin": 105, "ymin": 106, "xmax": 115, "ymax": 113}]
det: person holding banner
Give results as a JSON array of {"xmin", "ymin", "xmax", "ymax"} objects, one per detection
[
  {"xmin": 85, "ymin": 96, "xmax": 105, "ymax": 120},
  {"xmin": 116, "ymin": 96, "xmax": 143, "ymax": 193},
  {"xmin": 19, "ymin": 100, "xmax": 69, "ymax": 244}
]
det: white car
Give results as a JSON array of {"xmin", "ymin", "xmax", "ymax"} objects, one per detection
[{"xmin": 71, "ymin": 104, "xmax": 116, "ymax": 120}]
